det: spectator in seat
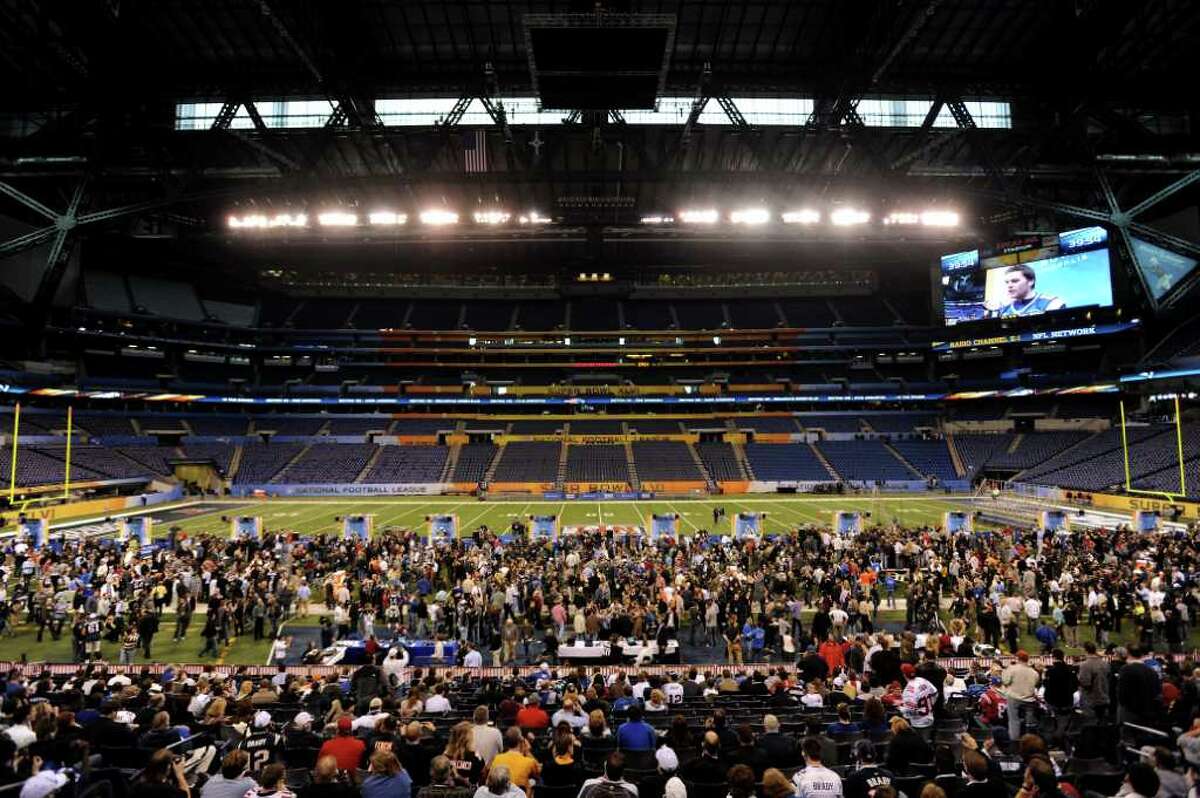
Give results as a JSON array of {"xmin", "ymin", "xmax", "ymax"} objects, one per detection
[
  {"xmin": 642, "ymin": 746, "xmax": 686, "ymax": 798},
  {"xmin": 426, "ymin": 685, "xmax": 453, "ymax": 715},
  {"xmin": 489, "ymin": 728, "xmax": 540, "ymax": 796},
  {"xmin": 318, "ymin": 716, "xmax": 366, "ymax": 774},
  {"xmin": 843, "ymin": 741, "xmax": 894, "ymax": 798},
  {"xmin": 131, "ymin": 748, "xmax": 192, "ymax": 798},
  {"xmin": 793, "ymin": 736, "xmax": 843, "ymax": 798},
  {"xmin": 284, "ymin": 712, "xmax": 322, "ymax": 752},
  {"xmin": 579, "ymin": 752, "xmax": 639, "ymax": 798},
  {"xmin": 681, "ymin": 731, "xmax": 727, "ymax": 784},
  {"xmin": 616, "ymin": 704, "xmax": 657, "ymax": 752},
  {"xmin": 299, "ymin": 756, "xmax": 358, "ymax": 798},
  {"xmin": 87, "ymin": 701, "xmax": 136, "ymax": 749},
  {"xmin": 728, "ymin": 725, "xmax": 768, "ymax": 779},
  {"xmin": 420, "ymin": 756, "xmax": 476, "ymax": 798},
  {"xmin": 1118, "ymin": 647, "xmax": 1163, "ymax": 727},
  {"xmin": 958, "ymin": 750, "xmax": 1005, "ymax": 798},
  {"xmin": 443, "ymin": 722, "xmax": 485, "ymax": 786},
  {"xmin": 884, "ymin": 718, "xmax": 932, "ymax": 774},
  {"xmin": 756, "ymin": 714, "xmax": 797, "ymax": 767},
  {"xmin": 860, "ymin": 698, "xmax": 890, "ymax": 738},
  {"xmin": 827, "ymin": 704, "xmax": 862, "ymax": 737},
  {"xmin": 551, "ymin": 697, "xmax": 588, "ymax": 730},
  {"xmin": 471, "ymin": 707, "xmax": 503, "ymax": 766},
  {"xmin": 1017, "ymin": 757, "xmax": 1065, "ymax": 798},
  {"xmin": 200, "ymin": 750, "xmax": 257, "ymax": 798},
  {"xmin": 515, "ymin": 695, "xmax": 549, "ymax": 731},
  {"xmin": 1117, "ymin": 763, "xmax": 1161, "ymax": 798},
  {"xmin": 763, "ymin": 769, "xmax": 796, "ymax": 798},
  {"xmin": 139, "ymin": 711, "xmax": 183, "ymax": 750},
  {"xmin": 471, "ymin": 765, "xmax": 524, "ymax": 798},
  {"xmin": 246, "ymin": 764, "xmax": 297, "ymax": 798},
  {"xmin": 362, "ymin": 751, "xmax": 412, "ymax": 798},
  {"xmin": 398, "ymin": 722, "xmax": 436, "ymax": 790},
  {"xmin": 581, "ymin": 710, "xmax": 612, "ymax": 741},
  {"xmin": 538, "ymin": 725, "xmax": 583, "ymax": 789},
  {"xmin": 728, "ymin": 765, "xmax": 757, "ymax": 798}
]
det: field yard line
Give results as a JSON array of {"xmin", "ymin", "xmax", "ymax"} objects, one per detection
[
  {"xmin": 597, "ymin": 502, "xmax": 604, "ymax": 526},
  {"xmin": 458, "ymin": 502, "xmax": 499, "ymax": 531},
  {"xmin": 667, "ymin": 502, "xmax": 700, "ymax": 532},
  {"xmin": 379, "ymin": 500, "xmax": 456, "ymax": 531},
  {"xmin": 629, "ymin": 501, "xmax": 648, "ymax": 530},
  {"xmin": 760, "ymin": 499, "xmax": 821, "ymax": 527}
]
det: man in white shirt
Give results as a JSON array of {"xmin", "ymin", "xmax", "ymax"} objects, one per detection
[
  {"xmin": 901, "ymin": 675, "xmax": 938, "ymax": 729},
  {"xmin": 662, "ymin": 674, "xmax": 684, "ymax": 704},
  {"xmin": 472, "ymin": 706, "xmax": 504, "ymax": 765},
  {"xmin": 4, "ymin": 705, "xmax": 36, "ymax": 750},
  {"xmin": 425, "ymin": 685, "xmax": 453, "ymax": 714},
  {"xmin": 463, "ymin": 643, "xmax": 484, "ymax": 668},
  {"xmin": 1024, "ymin": 596, "xmax": 1042, "ymax": 634},
  {"xmin": 580, "ymin": 752, "xmax": 639, "ymax": 798},
  {"xmin": 352, "ymin": 697, "xmax": 388, "ymax": 731},
  {"xmin": 794, "ymin": 737, "xmax": 843, "ymax": 798}
]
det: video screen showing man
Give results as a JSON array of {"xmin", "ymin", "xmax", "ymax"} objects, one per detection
[{"xmin": 986, "ymin": 264, "xmax": 1066, "ymax": 318}]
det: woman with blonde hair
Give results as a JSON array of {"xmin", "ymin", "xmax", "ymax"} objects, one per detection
[
  {"xmin": 443, "ymin": 721, "xmax": 485, "ymax": 785},
  {"xmin": 202, "ymin": 697, "xmax": 228, "ymax": 727},
  {"xmin": 644, "ymin": 689, "xmax": 668, "ymax": 713},
  {"xmin": 885, "ymin": 716, "xmax": 934, "ymax": 772},
  {"xmin": 579, "ymin": 710, "xmax": 610, "ymax": 739},
  {"xmin": 762, "ymin": 769, "xmax": 794, "ymax": 798},
  {"xmin": 362, "ymin": 751, "xmax": 410, "ymax": 798}
]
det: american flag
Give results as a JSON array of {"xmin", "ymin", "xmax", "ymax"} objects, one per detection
[{"xmin": 463, "ymin": 130, "xmax": 488, "ymax": 173}]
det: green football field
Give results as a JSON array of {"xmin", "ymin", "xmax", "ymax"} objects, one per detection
[{"xmin": 150, "ymin": 494, "xmax": 983, "ymax": 538}]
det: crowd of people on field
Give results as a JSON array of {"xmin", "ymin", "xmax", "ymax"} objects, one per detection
[{"xmin": 0, "ymin": 518, "xmax": 1198, "ymax": 671}]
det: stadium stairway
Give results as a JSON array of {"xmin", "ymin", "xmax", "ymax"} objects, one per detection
[
  {"xmin": 945, "ymin": 434, "xmax": 967, "ymax": 478},
  {"xmin": 1006, "ymin": 434, "xmax": 1024, "ymax": 455},
  {"xmin": 882, "ymin": 442, "xmax": 925, "ymax": 478},
  {"xmin": 227, "ymin": 444, "xmax": 244, "ymax": 480},
  {"xmin": 480, "ymin": 445, "xmax": 504, "ymax": 490},
  {"xmin": 270, "ymin": 443, "xmax": 313, "ymax": 483},
  {"xmin": 439, "ymin": 445, "xmax": 460, "ymax": 483},
  {"xmin": 731, "ymin": 442, "xmax": 753, "ymax": 480},
  {"xmin": 809, "ymin": 442, "xmax": 841, "ymax": 480},
  {"xmin": 623, "ymin": 438, "xmax": 641, "ymax": 490},
  {"xmin": 555, "ymin": 442, "xmax": 570, "ymax": 490},
  {"xmin": 687, "ymin": 441, "xmax": 716, "ymax": 492},
  {"xmin": 354, "ymin": 446, "xmax": 384, "ymax": 482}
]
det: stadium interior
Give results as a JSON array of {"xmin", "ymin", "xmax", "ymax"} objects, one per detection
[{"xmin": 1, "ymin": 1, "xmax": 1200, "ymax": 798}]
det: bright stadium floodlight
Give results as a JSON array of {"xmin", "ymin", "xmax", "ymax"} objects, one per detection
[
  {"xmin": 921, "ymin": 210, "xmax": 960, "ymax": 227},
  {"xmin": 678, "ymin": 209, "xmax": 719, "ymax": 224},
  {"xmin": 317, "ymin": 211, "xmax": 359, "ymax": 227},
  {"xmin": 518, "ymin": 211, "xmax": 551, "ymax": 224},
  {"xmin": 730, "ymin": 208, "xmax": 771, "ymax": 225},
  {"xmin": 268, "ymin": 213, "xmax": 307, "ymax": 228},
  {"xmin": 419, "ymin": 209, "xmax": 459, "ymax": 226},
  {"xmin": 473, "ymin": 210, "xmax": 511, "ymax": 225},
  {"xmin": 640, "ymin": 214, "xmax": 673, "ymax": 224},
  {"xmin": 884, "ymin": 212, "xmax": 920, "ymax": 225},
  {"xmin": 228, "ymin": 214, "xmax": 266, "ymax": 229},
  {"xmin": 781, "ymin": 209, "xmax": 821, "ymax": 224},
  {"xmin": 830, "ymin": 208, "xmax": 871, "ymax": 226},
  {"xmin": 368, "ymin": 211, "xmax": 407, "ymax": 226}
]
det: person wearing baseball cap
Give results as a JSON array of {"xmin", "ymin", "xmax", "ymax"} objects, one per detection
[
  {"xmin": 283, "ymin": 711, "xmax": 321, "ymax": 750},
  {"xmin": 318, "ymin": 715, "xmax": 365, "ymax": 772}
]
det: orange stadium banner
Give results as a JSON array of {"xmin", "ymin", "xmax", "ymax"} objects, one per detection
[
  {"xmin": 563, "ymin": 482, "xmax": 630, "ymax": 493},
  {"xmin": 641, "ymin": 480, "xmax": 708, "ymax": 493},
  {"xmin": 488, "ymin": 482, "xmax": 554, "ymax": 494},
  {"xmin": 717, "ymin": 481, "xmax": 750, "ymax": 494}
]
